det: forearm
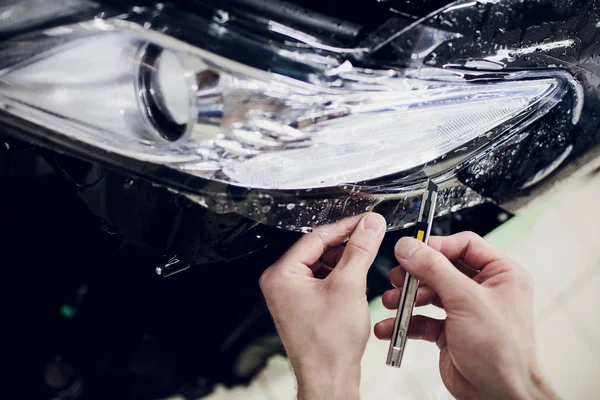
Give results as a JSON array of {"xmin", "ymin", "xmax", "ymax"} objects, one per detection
[{"xmin": 296, "ymin": 366, "xmax": 361, "ymax": 400}]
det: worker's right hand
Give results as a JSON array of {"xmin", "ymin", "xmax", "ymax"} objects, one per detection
[{"xmin": 375, "ymin": 232, "xmax": 557, "ymax": 400}]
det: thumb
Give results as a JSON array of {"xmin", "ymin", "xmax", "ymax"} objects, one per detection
[
  {"xmin": 333, "ymin": 213, "xmax": 386, "ymax": 279},
  {"xmin": 395, "ymin": 237, "xmax": 476, "ymax": 303}
]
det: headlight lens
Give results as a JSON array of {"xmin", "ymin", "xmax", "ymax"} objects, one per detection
[
  {"xmin": 0, "ymin": 2, "xmax": 581, "ymax": 230},
  {"xmin": 0, "ymin": 22, "xmax": 565, "ymax": 185}
]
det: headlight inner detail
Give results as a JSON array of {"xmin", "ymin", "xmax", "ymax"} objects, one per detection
[{"xmin": 138, "ymin": 43, "xmax": 193, "ymax": 141}]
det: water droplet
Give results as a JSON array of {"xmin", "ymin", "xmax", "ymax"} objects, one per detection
[
  {"xmin": 286, "ymin": 204, "xmax": 296, "ymax": 210},
  {"xmin": 213, "ymin": 9, "xmax": 230, "ymax": 23}
]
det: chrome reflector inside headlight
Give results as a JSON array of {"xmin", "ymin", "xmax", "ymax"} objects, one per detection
[{"xmin": 224, "ymin": 79, "xmax": 556, "ymax": 188}]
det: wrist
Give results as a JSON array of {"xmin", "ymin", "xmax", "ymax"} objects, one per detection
[
  {"xmin": 522, "ymin": 367, "xmax": 558, "ymax": 400},
  {"xmin": 503, "ymin": 366, "xmax": 558, "ymax": 400},
  {"xmin": 295, "ymin": 363, "xmax": 361, "ymax": 400}
]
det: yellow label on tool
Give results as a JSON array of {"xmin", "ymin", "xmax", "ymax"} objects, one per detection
[{"xmin": 416, "ymin": 230, "xmax": 425, "ymax": 241}]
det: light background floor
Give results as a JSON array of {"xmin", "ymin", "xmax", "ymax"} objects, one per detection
[{"xmin": 195, "ymin": 173, "xmax": 600, "ymax": 400}]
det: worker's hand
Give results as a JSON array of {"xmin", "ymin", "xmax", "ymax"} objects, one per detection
[
  {"xmin": 375, "ymin": 232, "xmax": 557, "ymax": 400},
  {"xmin": 260, "ymin": 213, "xmax": 386, "ymax": 400}
]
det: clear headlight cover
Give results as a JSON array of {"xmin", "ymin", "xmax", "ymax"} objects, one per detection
[{"xmin": 0, "ymin": 3, "xmax": 579, "ymax": 230}]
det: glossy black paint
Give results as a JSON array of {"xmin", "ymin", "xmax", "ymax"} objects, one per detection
[
  {"xmin": 46, "ymin": 153, "xmax": 301, "ymax": 265},
  {"xmin": 362, "ymin": 0, "xmax": 600, "ymax": 208}
]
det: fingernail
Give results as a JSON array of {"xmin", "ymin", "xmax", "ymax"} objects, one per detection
[
  {"xmin": 363, "ymin": 213, "xmax": 385, "ymax": 236},
  {"xmin": 395, "ymin": 237, "xmax": 420, "ymax": 259}
]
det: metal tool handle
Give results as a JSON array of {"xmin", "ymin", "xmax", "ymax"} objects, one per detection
[
  {"xmin": 386, "ymin": 271, "xmax": 419, "ymax": 367},
  {"xmin": 386, "ymin": 182, "xmax": 437, "ymax": 368}
]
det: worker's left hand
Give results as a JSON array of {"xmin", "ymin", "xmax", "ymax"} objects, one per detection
[{"xmin": 259, "ymin": 213, "xmax": 386, "ymax": 400}]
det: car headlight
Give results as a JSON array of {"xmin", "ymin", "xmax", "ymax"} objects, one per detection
[{"xmin": 0, "ymin": 0, "xmax": 584, "ymax": 231}]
